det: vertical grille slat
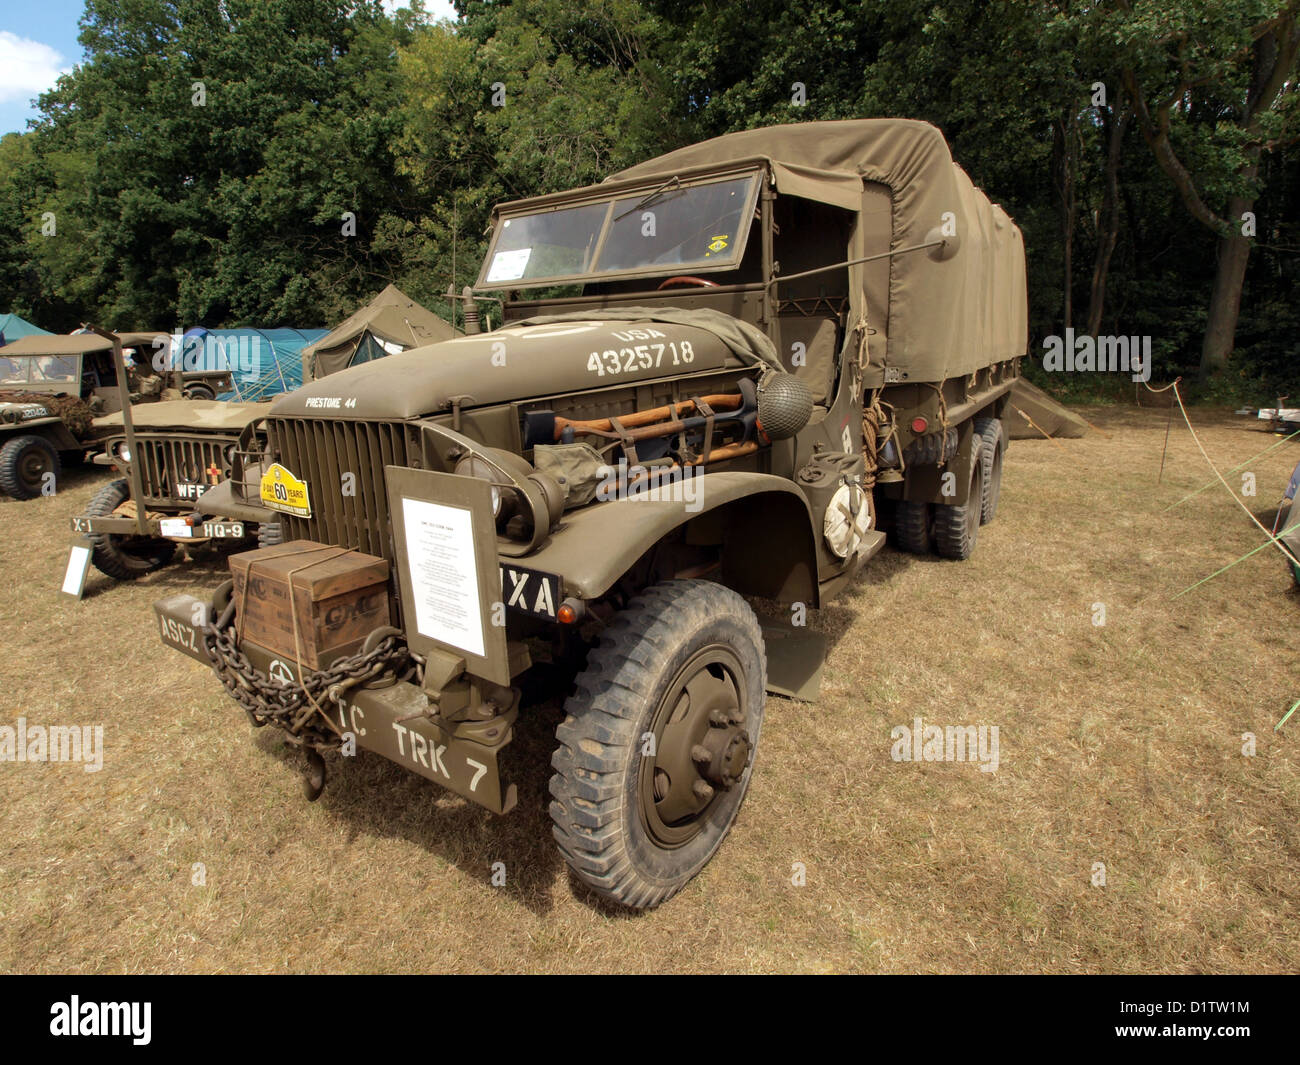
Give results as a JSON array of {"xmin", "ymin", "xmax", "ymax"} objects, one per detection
[
  {"xmin": 362, "ymin": 422, "xmax": 383, "ymax": 556},
  {"xmin": 269, "ymin": 417, "xmax": 407, "ymax": 562},
  {"xmin": 132, "ymin": 434, "xmax": 229, "ymax": 505}
]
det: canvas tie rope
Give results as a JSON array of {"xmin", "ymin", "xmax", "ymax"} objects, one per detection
[
  {"xmin": 1166, "ymin": 427, "xmax": 1300, "ymax": 511},
  {"xmin": 1146, "ymin": 378, "xmax": 1296, "ymax": 566}
]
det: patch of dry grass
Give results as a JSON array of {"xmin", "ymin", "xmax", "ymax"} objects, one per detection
[{"xmin": 0, "ymin": 407, "xmax": 1297, "ymax": 973}]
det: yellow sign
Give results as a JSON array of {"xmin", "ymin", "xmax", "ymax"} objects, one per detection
[
  {"xmin": 260, "ymin": 462, "xmax": 312, "ymax": 518},
  {"xmin": 706, "ymin": 234, "xmax": 729, "ymax": 255}
]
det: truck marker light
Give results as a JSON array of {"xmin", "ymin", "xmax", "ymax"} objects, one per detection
[{"xmin": 911, "ymin": 416, "xmax": 928, "ymax": 434}]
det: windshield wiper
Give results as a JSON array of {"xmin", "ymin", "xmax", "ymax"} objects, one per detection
[{"xmin": 613, "ymin": 176, "xmax": 681, "ymax": 222}]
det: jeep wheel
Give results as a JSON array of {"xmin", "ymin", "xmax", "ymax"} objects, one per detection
[
  {"xmin": 933, "ymin": 436, "xmax": 984, "ymax": 560},
  {"xmin": 974, "ymin": 416, "xmax": 1005, "ymax": 525},
  {"xmin": 85, "ymin": 478, "xmax": 177, "ymax": 580},
  {"xmin": 0, "ymin": 434, "xmax": 60, "ymax": 499},
  {"xmin": 892, "ymin": 500, "xmax": 931, "ymax": 554},
  {"xmin": 549, "ymin": 580, "xmax": 765, "ymax": 909},
  {"xmin": 183, "ymin": 383, "xmax": 216, "ymax": 400}
]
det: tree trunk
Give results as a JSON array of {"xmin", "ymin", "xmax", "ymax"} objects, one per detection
[
  {"xmin": 1054, "ymin": 110, "xmax": 1078, "ymax": 330},
  {"xmin": 1199, "ymin": 195, "xmax": 1254, "ymax": 380},
  {"xmin": 1086, "ymin": 98, "xmax": 1128, "ymax": 337}
]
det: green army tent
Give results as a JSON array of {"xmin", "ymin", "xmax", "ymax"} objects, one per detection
[
  {"xmin": 301, "ymin": 285, "xmax": 458, "ymax": 381},
  {"xmin": 1005, "ymin": 378, "xmax": 1087, "ymax": 440}
]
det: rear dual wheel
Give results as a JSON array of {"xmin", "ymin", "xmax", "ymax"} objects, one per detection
[
  {"xmin": 892, "ymin": 429, "xmax": 989, "ymax": 560},
  {"xmin": 933, "ymin": 434, "xmax": 983, "ymax": 560},
  {"xmin": 549, "ymin": 580, "xmax": 765, "ymax": 909}
]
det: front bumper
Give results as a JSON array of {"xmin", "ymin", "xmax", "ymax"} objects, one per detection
[
  {"xmin": 72, "ymin": 513, "xmax": 249, "ymax": 540},
  {"xmin": 154, "ymin": 592, "xmax": 519, "ymax": 814}
]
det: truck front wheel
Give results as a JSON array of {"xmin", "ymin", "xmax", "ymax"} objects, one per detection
[
  {"xmin": 549, "ymin": 580, "xmax": 766, "ymax": 909},
  {"xmin": 85, "ymin": 478, "xmax": 177, "ymax": 580},
  {"xmin": 0, "ymin": 434, "xmax": 60, "ymax": 499}
]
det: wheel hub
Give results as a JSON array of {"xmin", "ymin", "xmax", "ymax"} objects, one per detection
[{"xmin": 639, "ymin": 647, "xmax": 752, "ymax": 848}]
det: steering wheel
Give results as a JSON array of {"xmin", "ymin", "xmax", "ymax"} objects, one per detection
[{"xmin": 657, "ymin": 276, "xmax": 720, "ymax": 290}]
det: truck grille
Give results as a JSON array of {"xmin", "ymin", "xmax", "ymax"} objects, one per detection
[
  {"xmin": 268, "ymin": 418, "xmax": 409, "ymax": 559},
  {"xmin": 136, "ymin": 435, "xmax": 228, "ymax": 505}
]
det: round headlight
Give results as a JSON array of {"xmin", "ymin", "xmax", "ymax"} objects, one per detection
[
  {"xmin": 454, "ymin": 454, "xmax": 502, "ymax": 517},
  {"xmin": 116, "ymin": 442, "xmax": 132, "ymax": 464}
]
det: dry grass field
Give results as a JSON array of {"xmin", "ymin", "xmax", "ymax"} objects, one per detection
[{"xmin": 1, "ymin": 404, "xmax": 1297, "ymax": 973}]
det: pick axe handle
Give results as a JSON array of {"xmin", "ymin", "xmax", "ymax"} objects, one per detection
[{"xmin": 553, "ymin": 393, "xmax": 742, "ymax": 439}]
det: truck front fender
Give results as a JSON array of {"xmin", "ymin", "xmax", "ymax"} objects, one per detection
[{"xmin": 527, "ymin": 470, "xmax": 821, "ymax": 607}]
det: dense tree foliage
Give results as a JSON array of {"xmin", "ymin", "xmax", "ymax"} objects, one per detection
[{"xmin": 0, "ymin": 0, "xmax": 1295, "ymax": 399}]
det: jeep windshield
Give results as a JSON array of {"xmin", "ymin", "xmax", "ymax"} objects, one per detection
[
  {"xmin": 477, "ymin": 171, "xmax": 760, "ymax": 290},
  {"xmin": 0, "ymin": 355, "xmax": 79, "ymax": 385}
]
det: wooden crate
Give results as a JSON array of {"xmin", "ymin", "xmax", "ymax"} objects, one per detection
[{"xmin": 229, "ymin": 540, "xmax": 391, "ymax": 670}]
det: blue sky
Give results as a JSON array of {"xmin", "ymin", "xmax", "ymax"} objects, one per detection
[{"xmin": 0, "ymin": 0, "xmax": 457, "ymax": 137}]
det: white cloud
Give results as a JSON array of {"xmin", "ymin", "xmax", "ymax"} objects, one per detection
[{"xmin": 0, "ymin": 31, "xmax": 71, "ymax": 106}]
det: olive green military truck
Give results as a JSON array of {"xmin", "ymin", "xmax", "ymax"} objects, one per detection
[
  {"xmin": 155, "ymin": 119, "xmax": 1027, "ymax": 908},
  {"xmin": 0, "ymin": 330, "xmax": 232, "ymax": 499}
]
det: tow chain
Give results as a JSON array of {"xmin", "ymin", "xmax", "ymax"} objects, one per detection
[{"xmin": 201, "ymin": 605, "xmax": 408, "ymax": 751}]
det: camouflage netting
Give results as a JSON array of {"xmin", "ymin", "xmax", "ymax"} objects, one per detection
[{"xmin": 0, "ymin": 391, "xmax": 96, "ymax": 439}]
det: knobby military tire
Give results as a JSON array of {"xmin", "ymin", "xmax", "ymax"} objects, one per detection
[
  {"xmin": 85, "ymin": 478, "xmax": 177, "ymax": 580},
  {"xmin": 549, "ymin": 580, "xmax": 766, "ymax": 909},
  {"xmin": 933, "ymin": 435, "xmax": 984, "ymax": 560},
  {"xmin": 974, "ymin": 416, "xmax": 1005, "ymax": 525},
  {"xmin": 892, "ymin": 500, "xmax": 932, "ymax": 554},
  {"xmin": 0, "ymin": 434, "xmax": 59, "ymax": 499}
]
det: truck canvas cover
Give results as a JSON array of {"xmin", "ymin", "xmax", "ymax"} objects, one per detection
[{"xmin": 610, "ymin": 119, "xmax": 1029, "ymax": 384}]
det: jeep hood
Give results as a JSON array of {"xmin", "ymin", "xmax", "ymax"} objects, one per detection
[
  {"xmin": 93, "ymin": 399, "xmax": 272, "ymax": 432},
  {"xmin": 269, "ymin": 319, "xmax": 739, "ymax": 421}
]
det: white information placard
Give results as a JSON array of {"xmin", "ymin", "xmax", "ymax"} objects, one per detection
[
  {"xmin": 401, "ymin": 497, "xmax": 485, "ymax": 658},
  {"xmin": 485, "ymin": 247, "xmax": 531, "ymax": 283},
  {"xmin": 61, "ymin": 544, "xmax": 92, "ymax": 598}
]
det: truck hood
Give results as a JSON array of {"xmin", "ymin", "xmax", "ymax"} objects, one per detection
[{"xmin": 269, "ymin": 319, "xmax": 737, "ymax": 421}]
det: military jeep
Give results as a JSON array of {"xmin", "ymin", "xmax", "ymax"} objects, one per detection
[
  {"xmin": 155, "ymin": 120, "xmax": 1027, "ymax": 908},
  {"xmin": 73, "ymin": 400, "xmax": 274, "ymax": 580},
  {"xmin": 72, "ymin": 289, "xmax": 459, "ymax": 583},
  {"xmin": 0, "ymin": 330, "xmax": 233, "ymax": 499}
]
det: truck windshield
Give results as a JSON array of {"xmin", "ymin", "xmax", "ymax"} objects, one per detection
[{"xmin": 480, "ymin": 172, "xmax": 759, "ymax": 289}]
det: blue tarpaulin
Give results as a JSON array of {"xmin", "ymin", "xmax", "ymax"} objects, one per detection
[
  {"xmin": 174, "ymin": 326, "xmax": 329, "ymax": 400},
  {"xmin": 0, "ymin": 313, "xmax": 53, "ymax": 346}
]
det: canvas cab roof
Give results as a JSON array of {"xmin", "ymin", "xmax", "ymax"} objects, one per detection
[{"xmin": 477, "ymin": 119, "xmax": 1028, "ymax": 384}]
